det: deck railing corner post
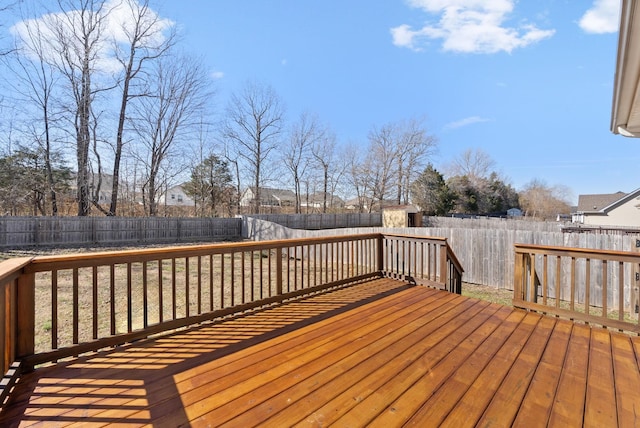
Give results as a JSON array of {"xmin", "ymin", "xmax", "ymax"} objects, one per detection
[
  {"xmin": 439, "ymin": 242, "xmax": 448, "ymax": 290},
  {"xmin": 513, "ymin": 249, "xmax": 525, "ymax": 303},
  {"xmin": 16, "ymin": 271, "xmax": 35, "ymax": 364}
]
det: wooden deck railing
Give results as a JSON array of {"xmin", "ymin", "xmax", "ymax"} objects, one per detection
[
  {"xmin": 0, "ymin": 233, "xmax": 462, "ymax": 405},
  {"xmin": 514, "ymin": 243, "xmax": 640, "ymax": 333},
  {"xmin": 381, "ymin": 234, "xmax": 463, "ymax": 294}
]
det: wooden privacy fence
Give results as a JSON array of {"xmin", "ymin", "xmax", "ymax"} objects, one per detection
[
  {"xmin": 415, "ymin": 226, "xmax": 638, "ymax": 289},
  {"xmin": 243, "ymin": 213, "xmax": 382, "ymax": 231},
  {"xmin": 514, "ymin": 243, "xmax": 640, "ymax": 333},
  {"xmin": 245, "ymin": 216, "xmax": 640, "ymax": 290},
  {"xmin": 0, "ymin": 217, "xmax": 242, "ymax": 248},
  {"xmin": 0, "ymin": 233, "xmax": 462, "ymax": 406}
]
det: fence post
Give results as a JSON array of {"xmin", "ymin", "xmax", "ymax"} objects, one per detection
[{"xmin": 16, "ymin": 271, "xmax": 35, "ymax": 371}]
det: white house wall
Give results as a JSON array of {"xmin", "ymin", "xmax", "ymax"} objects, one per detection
[{"xmin": 583, "ymin": 196, "xmax": 640, "ymax": 227}]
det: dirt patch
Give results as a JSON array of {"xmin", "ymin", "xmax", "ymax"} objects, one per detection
[{"xmin": 461, "ymin": 282, "xmax": 513, "ymax": 306}]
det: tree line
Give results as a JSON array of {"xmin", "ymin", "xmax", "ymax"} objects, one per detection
[{"xmin": 0, "ymin": 1, "xmax": 572, "ymax": 220}]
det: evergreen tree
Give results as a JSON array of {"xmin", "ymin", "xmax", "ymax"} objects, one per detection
[
  {"xmin": 183, "ymin": 154, "xmax": 233, "ymax": 216},
  {"xmin": 411, "ymin": 164, "xmax": 456, "ymax": 215}
]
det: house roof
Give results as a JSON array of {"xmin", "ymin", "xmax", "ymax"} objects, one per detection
[
  {"xmin": 577, "ymin": 192, "xmax": 627, "ymax": 213},
  {"xmin": 247, "ymin": 187, "xmax": 296, "ymax": 201},
  {"xmin": 304, "ymin": 192, "xmax": 345, "ymax": 204},
  {"xmin": 611, "ymin": 0, "xmax": 640, "ymax": 136}
]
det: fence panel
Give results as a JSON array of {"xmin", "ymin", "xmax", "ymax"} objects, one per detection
[{"xmin": 0, "ymin": 217, "xmax": 242, "ymax": 249}]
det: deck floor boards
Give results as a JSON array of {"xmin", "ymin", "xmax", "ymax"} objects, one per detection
[{"xmin": 0, "ymin": 277, "xmax": 639, "ymax": 427}]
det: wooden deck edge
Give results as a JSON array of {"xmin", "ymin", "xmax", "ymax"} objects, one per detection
[
  {"xmin": 513, "ymin": 298, "xmax": 640, "ymax": 334},
  {"xmin": 382, "ymin": 272, "xmax": 446, "ymax": 291},
  {"xmin": 0, "ymin": 362, "xmax": 22, "ymax": 410},
  {"xmin": 25, "ymin": 272, "xmax": 385, "ymax": 368}
]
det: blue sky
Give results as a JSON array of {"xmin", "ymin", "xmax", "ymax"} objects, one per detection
[
  {"xmin": 155, "ymin": 0, "xmax": 635, "ymax": 204},
  {"xmin": 7, "ymin": 0, "xmax": 633, "ymax": 204}
]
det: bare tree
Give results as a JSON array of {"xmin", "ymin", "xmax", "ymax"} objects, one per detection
[
  {"xmin": 447, "ymin": 148, "xmax": 496, "ymax": 184},
  {"xmin": 311, "ymin": 129, "xmax": 337, "ymax": 213},
  {"xmin": 519, "ymin": 179, "xmax": 572, "ymax": 220},
  {"xmin": 5, "ymin": 12, "xmax": 62, "ymax": 215},
  {"xmin": 394, "ymin": 118, "xmax": 437, "ymax": 205},
  {"xmin": 223, "ymin": 81, "xmax": 284, "ymax": 213},
  {"xmin": 367, "ymin": 123, "xmax": 398, "ymax": 208},
  {"xmin": 45, "ymin": 0, "xmax": 112, "ymax": 216},
  {"xmin": 344, "ymin": 144, "xmax": 374, "ymax": 213},
  {"xmin": 222, "ymin": 140, "xmax": 242, "ymax": 215},
  {"xmin": 0, "ymin": 1, "xmax": 19, "ymax": 56},
  {"xmin": 107, "ymin": 0, "xmax": 175, "ymax": 216},
  {"xmin": 283, "ymin": 112, "xmax": 323, "ymax": 213},
  {"xmin": 130, "ymin": 54, "xmax": 210, "ymax": 216}
]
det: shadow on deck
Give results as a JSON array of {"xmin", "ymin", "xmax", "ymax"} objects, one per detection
[{"xmin": 1, "ymin": 277, "xmax": 639, "ymax": 427}]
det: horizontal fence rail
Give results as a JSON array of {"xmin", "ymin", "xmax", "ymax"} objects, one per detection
[
  {"xmin": 0, "ymin": 233, "xmax": 462, "ymax": 406},
  {"xmin": 514, "ymin": 244, "xmax": 640, "ymax": 333}
]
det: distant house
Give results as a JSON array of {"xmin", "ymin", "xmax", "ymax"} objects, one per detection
[
  {"xmin": 158, "ymin": 184, "xmax": 195, "ymax": 207},
  {"xmin": 239, "ymin": 187, "xmax": 296, "ymax": 208},
  {"xmin": 301, "ymin": 192, "xmax": 345, "ymax": 210},
  {"xmin": 572, "ymin": 189, "xmax": 640, "ymax": 227},
  {"xmin": 344, "ymin": 198, "xmax": 402, "ymax": 213},
  {"xmin": 69, "ymin": 173, "xmax": 117, "ymax": 205},
  {"xmin": 88, "ymin": 174, "xmax": 114, "ymax": 205},
  {"xmin": 344, "ymin": 197, "xmax": 369, "ymax": 212}
]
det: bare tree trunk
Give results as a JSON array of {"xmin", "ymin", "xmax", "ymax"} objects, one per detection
[
  {"xmin": 223, "ymin": 81, "xmax": 284, "ymax": 215},
  {"xmin": 109, "ymin": 0, "xmax": 175, "ymax": 216},
  {"xmin": 131, "ymin": 54, "xmax": 210, "ymax": 217}
]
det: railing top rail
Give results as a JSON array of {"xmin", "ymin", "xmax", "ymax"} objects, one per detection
[
  {"xmin": 23, "ymin": 233, "xmax": 456, "ymax": 273},
  {"xmin": 515, "ymin": 243, "xmax": 640, "ymax": 262},
  {"xmin": 446, "ymin": 244, "xmax": 465, "ymax": 273},
  {"xmin": 0, "ymin": 257, "xmax": 34, "ymax": 284},
  {"xmin": 382, "ymin": 233, "xmax": 463, "ymax": 273},
  {"xmin": 381, "ymin": 233, "xmax": 448, "ymax": 243}
]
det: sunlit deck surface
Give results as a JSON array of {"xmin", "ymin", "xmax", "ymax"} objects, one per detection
[{"xmin": 1, "ymin": 277, "xmax": 639, "ymax": 427}]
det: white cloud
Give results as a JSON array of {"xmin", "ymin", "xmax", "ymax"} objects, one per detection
[
  {"xmin": 391, "ymin": 0, "xmax": 555, "ymax": 54},
  {"xmin": 211, "ymin": 70, "xmax": 224, "ymax": 80},
  {"xmin": 579, "ymin": 0, "xmax": 620, "ymax": 34},
  {"xmin": 444, "ymin": 116, "xmax": 491, "ymax": 130},
  {"xmin": 11, "ymin": 0, "xmax": 174, "ymax": 73}
]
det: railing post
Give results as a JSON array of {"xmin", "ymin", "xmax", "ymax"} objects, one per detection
[
  {"xmin": 440, "ymin": 243, "xmax": 448, "ymax": 290},
  {"xmin": 377, "ymin": 234, "xmax": 384, "ymax": 276},
  {"xmin": 276, "ymin": 247, "xmax": 283, "ymax": 295},
  {"xmin": 514, "ymin": 250, "xmax": 524, "ymax": 302},
  {"xmin": 16, "ymin": 271, "xmax": 35, "ymax": 371}
]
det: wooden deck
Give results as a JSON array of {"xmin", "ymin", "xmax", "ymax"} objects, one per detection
[{"xmin": 0, "ymin": 277, "xmax": 639, "ymax": 427}]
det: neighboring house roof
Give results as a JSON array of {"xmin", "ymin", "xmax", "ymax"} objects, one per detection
[
  {"xmin": 303, "ymin": 192, "xmax": 345, "ymax": 205},
  {"xmin": 612, "ymin": 0, "xmax": 640, "ymax": 136},
  {"xmin": 577, "ymin": 191, "xmax": 627, "ymax": 213},
  {"xmin": 244, "ymin": 187, "xmax": 296, "ymax": 203}
]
